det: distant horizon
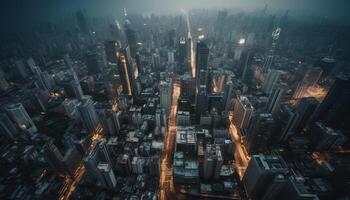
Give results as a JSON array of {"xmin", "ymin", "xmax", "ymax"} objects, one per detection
[{"xmin": 0, "ymin": 0, "xmax": 349, "ymax": 34}]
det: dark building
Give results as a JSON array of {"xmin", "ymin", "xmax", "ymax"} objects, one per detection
[
  {"xmin": 104, "ymin": 40, "xmax": 119, "ymax": 63},
  {"xmin": 239, "ymin": 49, "xmax": 255, "ymax": 88},
  {"xmin": 311, "ymin": 76, "xmax": 350, "ymax": 132},
  {"xmin": 246, "ymin": 113, "xmax": 276, "ymax": 154},
  {"xmin": 195, "ymin": 40, "xmax": 209, "ymax": 85},
  {"xmin": 44, "ymin": 140, "xmax": 70, "ymax": 177},
  {"xmin": 0, "ymin": 113, "xmax": 19, "ymax": 140},
  {"xmin": 294, "ymin": 97, "xmax": 319, "ymax": 133},
  {"xmin": 273, "ymin": 104, "xmax": 299, "ymax": 144},
  {"xmin": 310, "ymin": 122, "xmax": 347, "ymax": 151},
  {"xmin": 242, "ymin": 155, "xmax": 289, "ymax": 200},
  {"xmin": 76, "ymin": 10, "xmax": 90, "ymax": 35},
  {"xmin": 85, "ymin": 44, "xmax": 108, "ymax": 75},
  {"xmin": 177, "ymin": 37, "xmax": 187, "ymax": 74},
  {"xmin": 124, "ymin": 20, "xmax": 137, "ymax": 58}
]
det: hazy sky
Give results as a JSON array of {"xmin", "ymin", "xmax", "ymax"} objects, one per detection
[{"xmin": 0, "ymin": 0, "xmax": 349, "ymax": 31}]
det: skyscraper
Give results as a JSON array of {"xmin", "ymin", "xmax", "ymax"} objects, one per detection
[
  {"xmin": 97, "ymin": 163, "xmax": 117, "ymax": 189},
  {"xmin": 160, "ymin": 80, "xmax": 172, "ymax": 114},
  {"xmin": 262, "ymin": 69, "xmax": 282, "ymax": 95},
  {"xmin": 5, "ymin": 103, "xmax": 37, "ymax": 134},
  {"xmin": 117, "ymin": 46, "xmax": 135, "ymax": 96},
  {"xmin": 266, "ymin": 83, "xmax": 287, "ymax": 114},
  {"xmin": 177, "ymin": 37, "xmax": 187, "ymax": 74},
  {"xmin": 293, "ymin": 67, "xmax": 322, "ymax": 99},
  {"xmin": 233, "ymin": 96, "xmax": 255, "ymax": 129},
  {"xmin": 104, "ymin": 40, "xmax": 119, "ymax": 63},
  {"xmin": 0, "ymin": 113, "xmax": 19, "ymax": 140},
  {"xmin": 64, "ymin": 55, "xmax": 84, "ymax": 100},
  {"xmin": 311, "ymin": 76, "xmax": 350, "ymax": 131},
  {"xmin": 124, "ymin": 18, "xmax": 137, "ymax": 58},
  {"xmin": 273, "ymin": 104, "xmax": 299, "ymax": 143},
  {"xmin": 195, "ymin": 40, "xmax": 209, "ymax": 85},
  {"xmin": 195, "ymin": 84, "xmax": 208, "ymax": 116},
  {"xmin": 203, "ymin": 144, "xmax": 223, "ymax": 180},
  {"xmin": 151, "ymin": 53, "xmax": 161, "ymax": 70},
  {"xmin": 76, "ymin": 10, "xmax": 90, "ymax": 35},
  {"xmin": 242, "ymin": 154, "xmax": 289, "ymax": 199},
  {"xmin": 84, "ymin": 139, "xmax": 117, "ymax": 189},
  {"xmin": 246, "ymin": 113, "xmax": 276, "ymax": 154},
  {"xmin": 85, "ymin": 44, "xmax": 108, "ymax": 75},
  {"xmin": 0, "ymin": 68, "xmax": 9, "ymax": 92},
  {"xmin": 240, "ymin": 49, "xmax": 255, "ymax": 88},
  {"xmin": 294, "ymin": 97, "xmax": 319, "ymax": 133},
  {"xmin": 44, "ymin": 140, "xmax": 69, "ymax": 177},
  {"xmin": 77, "ymin": 96, "xmax": 99, "ymax": 133},
  {"xmin": 310, "ymin": 122, "xmax": 347, "ymax": 151},
  {"xmin": 223, "ymin": 80, "xmax": 234, "ymax": 110}
]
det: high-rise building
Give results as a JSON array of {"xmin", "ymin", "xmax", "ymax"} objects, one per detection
[
  {"xmin": 240, "ymin": 50, "xmax": 255, "ymax": 88},
  {"xmin": 242, "ymin": 154, "xmax": 289, "ymax": 200},
  {"xmin": 0, "ymin": 113, "xmax": 19, "ymax": 140},
  {"xmin": 310, "ymin": 122, "xmax": 347, "ymax": 151},
  {"xmin": 195, "ymin": 84, "xmax": 208, "ymax": 116},
  {"xmin": 223, "ymin": 80, "xmax": 234, "ymax": 110},
  {"xmin": 234, "ymin": 38, "xmax": 245, "ymax": 61},
  {"xmin": 203, "ymin": 144, "xmax": 223, "ymax": 180},
  {"xmin": 151, "ymin": 53, "xmax": 161, "ymax": 70},
  {"xmin": 262, "ymin": 55, "xmax": 274, "ymax": 73},
  {"xmin": 132, "ymin": 156, "xmax": 145, "ymax": 174},
  {"xmin": 124, "ymin": 19, "xmax": 137, "ymax": 58},
  {"xmin": 97, "ymin": 163, "xmax": 117, "ymax": 189},
  {"xmin": 293, "ymin": 67, "xmax": 322, "ymax": 99},
  {"xmin": 14, "ymin": 60, "xmax": 29, "ymax": 80},
  {"xmin": 311, "ymin": 76, "xmax": 350, "ymax": 131},
  {"xmin": 85, "ymin": 44, "xmax": 108, "ymax": 75},
  {"xmin": 177, "ymin": 37, "xmax": 187, "ymax": 74},
  {"xmin": 112, "ymin": 111, "xmax": 122, "ymax": 134},
  {"xmin": 43, "ymin": 140, "xmax": 69, "ymax": 177},
  {"xmin": 104, "ymin": 40, "xmax": 119, "ymax": 63},
  {"xmin": 266, "ymin": 83, "xmax": 287, "ymax": 114},
  {"xmin": 318, "ymin": 57, "xmax": 336, "ymax": 80},
  {"xmin": 0, "ymin": 68, "xmax": 9, "ymax": 91},
  {"xmin": 5, "ymin": 103, "xmax": 37, "ymax": 134},
  {"xmin": 76, "ymin": 10, "xmax": 90, "ymax": 34},
  {"xmin": 62, "ymin": 147, "xmax": 82, "ymax": 176},
  {"xmin": 62, "ymin": 98, "xmax": 80, "ymax": 120},
  {"xmin": 77, "ymin": 96, "xmax": 99, "ymax": 133},
  {"xmin": 177, "ymin": 111, "xmax": 191, "ymax": 126},
  {"xmin": 168, "ymin": 50, "xmax": 175, "ymax": 64},
  {"xmin": 117, "ymin": 47, "xmax": 134, "ymax": 96},
  {"xmin": 195, "ymin": 40, "xmax": 209, "ymax": 83},
  {"xmin": 180, "ymin": 74, "xmax": 196, "ymax": 102},
  {"xmin": 233, "ymin": 96, "xmax": 255, "ymax": 129},
  {"xmin": 276, "ymin": 176, "xmax": 319, "ymax": 200},
  {"xmin": 149, "ymin": 155, "xmax": 160, "ymax": 177},
  {"xmin": 160, "ymin": 80, "xmax": 172, "ymax": 114},
  {"xmin": 273, "ymin": 104, "xmax": 299, "ymax": 143},
  {"xmin": 116, "ymin": 154, "xmax": 132, "ymax": 175},
  {"xmin": 64, "ymin": 55, "xmax": 84, "ymax": 100},
  {"xmin": 84, "ymin": 139, "xmax": 116, "ymax": 189},
  {"xmin": 262, "ymin": 69, "xmax": 282, "ymax": 95},
  {"xmin": 246, "ymin": 113, "xmax": 276, "ymax": 154},
  {"xmin": 175, "ymin": 126, "xmax": 197, "ymax": 154},
  {"xmin": 294, "ymin": 97, "xmax": 319, "ymax": 133}
]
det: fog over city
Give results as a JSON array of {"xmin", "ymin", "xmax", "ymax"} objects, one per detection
[{"xmin": 1, "ymin": 0, "xmax": 349, "ymax": 32}]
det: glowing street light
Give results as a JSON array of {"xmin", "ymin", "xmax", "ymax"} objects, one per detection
[
  {"xmin": 198, "ymin": 34, "xmax": 205, "ymax": 40},
  {"xmin": 238, "ymin": 38, "xmax": 246, "ymax": 45}
]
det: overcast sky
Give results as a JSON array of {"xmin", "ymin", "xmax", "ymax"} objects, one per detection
[{"xmin": 0, "ymin": 0, "xmax": 349, "ymax": 32}]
